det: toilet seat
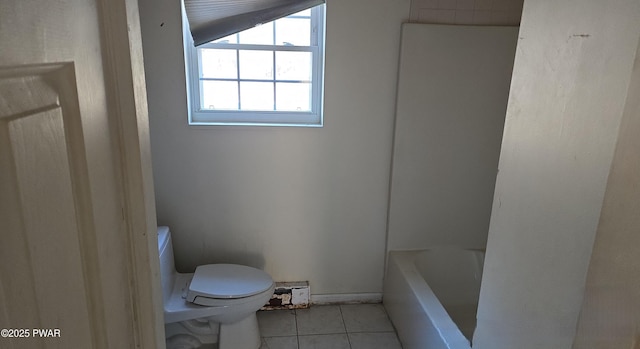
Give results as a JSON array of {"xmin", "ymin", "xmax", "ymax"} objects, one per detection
[{"xmin": 186, "ymin": 264, "xmax": 274, "ymax": 306}]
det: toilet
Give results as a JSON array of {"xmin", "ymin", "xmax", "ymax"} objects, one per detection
[{"xmin": 158, "ymin": 226, "xmax": 275, "ymax": 349}]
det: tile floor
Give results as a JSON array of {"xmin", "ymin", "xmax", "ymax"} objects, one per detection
[{"xmin": 257, "ymin": 304, "xmax": 402, "ymax": 349}]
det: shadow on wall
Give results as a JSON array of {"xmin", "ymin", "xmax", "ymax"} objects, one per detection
[{"xmin": 180, "ymin": 247, "xmax": 267, "ymax": 273}]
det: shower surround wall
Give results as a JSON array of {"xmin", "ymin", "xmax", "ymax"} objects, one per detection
[
  {"xmin": 387, "ymin": 23, "xmax": 518, "ymax": 252},
  {"xmin": 572, "ymin": 32, "xmax": 640, "ymax": 348},
  {"xmin": 473, "ymin": 1, "xmax": 640, "ymax": 348}
]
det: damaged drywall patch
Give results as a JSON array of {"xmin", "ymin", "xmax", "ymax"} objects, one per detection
[{"xmin": 261, "ymin": 281, "xmax": 310, "ymax": 310}]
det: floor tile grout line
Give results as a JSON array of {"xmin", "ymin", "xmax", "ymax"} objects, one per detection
[
  {"xmin": 294, "ymin": 308, "xmax": 300, "ymax": 349},
  {"xmin": 347, "ymin": 330, "xmax": 399, "ymax": 334},
  {"xmin": 259, "ymin": 304, "xmax": 401, "ymax": 348},
  {"xmin": 338, "ymin": 305, "xmax": 353, "ymax": 349}
]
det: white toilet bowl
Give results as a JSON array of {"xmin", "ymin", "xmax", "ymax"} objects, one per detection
[{"xmin": 158, "ymin": 226, "xmax": 274, "ymax": 349}]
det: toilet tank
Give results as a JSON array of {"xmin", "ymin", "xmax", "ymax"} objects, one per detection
[{"xmin": 157, "ymin": 226, "xmax": 176, "ymax": 303}]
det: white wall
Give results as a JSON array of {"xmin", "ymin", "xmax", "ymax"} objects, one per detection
[
  {"xmin": 138, "ymin": 0, "xmax": 410, "ymax": 296},
  {"xmin": 572, "ymin": 34, "xmax": 640, "ymax": 349},
  {"xmin": 409, "ymin": 0, "xmax": 523, "ymax": 25},
  {"xmin": 387, "ymin": 23, "xmax": 517, "ymax": 251},
  {"xmin": 473, "ymin": 1, "xmax": 640, "ymax": 348}
]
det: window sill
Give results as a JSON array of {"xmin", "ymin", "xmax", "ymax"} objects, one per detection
[
  {"xmin": 188, "ymin": 110, "xmax": 323, "ymax": 127},
  {"xmin": 188, "ymin": 120, "xmax": 324, "ymax": 127}
]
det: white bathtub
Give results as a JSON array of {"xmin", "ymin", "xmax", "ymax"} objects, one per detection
[{"xmin": 383, "ymin": 249, "xmax": 484, "ymax": 349}]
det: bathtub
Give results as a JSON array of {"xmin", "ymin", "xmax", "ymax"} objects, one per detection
[{"xmin": 383, "ymin": 248, "xmax": 484, "ymax": 349}]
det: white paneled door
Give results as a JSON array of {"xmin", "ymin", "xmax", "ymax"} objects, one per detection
[{"xmin": 0, "ymin": 0, "xmax": 163, "ymax": 348}]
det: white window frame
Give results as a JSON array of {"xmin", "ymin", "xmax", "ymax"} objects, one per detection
[{"xmin": 185, "ymin": 5, "xmax": 325, "ymax": 127}]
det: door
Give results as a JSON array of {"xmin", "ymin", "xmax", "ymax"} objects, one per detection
[{"xmin": 0, "ymin": 0, "xmax": 163, "ymax": 348}]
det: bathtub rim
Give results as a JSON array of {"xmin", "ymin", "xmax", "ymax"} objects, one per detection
[{"xmin": 385, "ymin": 249, "xmax": 483, "ymax": 349}]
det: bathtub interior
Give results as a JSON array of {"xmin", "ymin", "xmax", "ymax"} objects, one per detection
[{"xmin": 414, "ymin": 248, "xmax": 484, "ymax": 341}]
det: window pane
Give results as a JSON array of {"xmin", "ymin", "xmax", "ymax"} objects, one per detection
[
  {"xmin": 276, "ymin": 51, "xmax": 312, "ymax": 81},
  {"xmin": 201, "ymin": 81, "xmax": 238, "ymax": 110},
  {"xmin": 200, "ymin": 49, "xmax": 237, "ymax": 79},
  {"xmin": 239, "ymin": 50, "xmax": 273, "ymax": 80},
  {"xmin": 240, "ymin": 82, "xmax": 274, "ymax": 110},
  {"xmin": 238, "ymin": 23, "xmax": 273, "ymax": 45},
  {"xmin": 276, "ymin": 82, "xmax": 311, "ymax": 111},
  {"xmin": 290, "ymin": 9, "xmax": 311, "ymax": 17},
  {"xmin": 275, "ymin": 18, "xmax": 310, "ymax": 46},
  {"xmin": 188, "ymin": 5, "xmax": 324, "ymax": 125}
]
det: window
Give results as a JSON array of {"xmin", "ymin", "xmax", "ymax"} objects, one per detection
[{"xmin": 186, "ymin": 6, "xmax": 325, "ymax": 127}]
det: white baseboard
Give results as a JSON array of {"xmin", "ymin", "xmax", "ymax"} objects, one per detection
[{"xmin": 311, "ymin": 293, "xmax": 383, "ymax": 305}]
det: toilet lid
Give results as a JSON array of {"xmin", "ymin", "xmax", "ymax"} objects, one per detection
[{"xmin": 186, "ymin": 264, "xmax": 273, "ymax": 303}]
